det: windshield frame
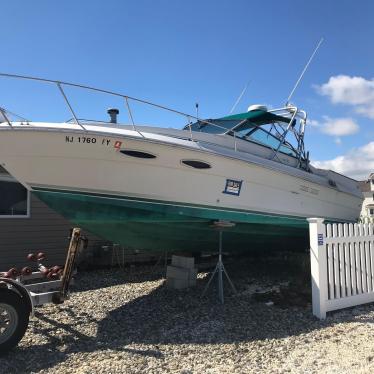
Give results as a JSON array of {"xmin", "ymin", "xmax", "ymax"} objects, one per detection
[{"xmin": 183, "ymin": 106, "xmax": 310, "ymax": 170}]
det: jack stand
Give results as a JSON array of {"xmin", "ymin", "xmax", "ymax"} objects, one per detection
[
  {"xmin": 202, "ymin": 222, "xmax": 237, "ymax": 303},
  {"xmin": 151, "ymin": 250, "xmax": 168, "ymax": 275}
]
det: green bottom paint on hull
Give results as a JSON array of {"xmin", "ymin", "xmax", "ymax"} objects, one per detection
[{"xmin": 33, "ymin": 189, "xmax": 309, "ymax": 252}]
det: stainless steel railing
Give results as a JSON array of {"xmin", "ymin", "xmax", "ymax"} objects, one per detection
[
  {"xmin": 0, "ymin": 73, "xmax": 307, "ymax": 164},
  {"xmin": 0, "ymin": 72, "xmax": 238, "ymax": 148},
  {"xmin": 0, "ymin": 73, "xmax": 223, "ymax": 135}
]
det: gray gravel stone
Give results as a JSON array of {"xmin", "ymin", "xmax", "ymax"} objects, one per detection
[{"xmin": 1, "ymin": 259, "xmax": 374, "ymax": 373}]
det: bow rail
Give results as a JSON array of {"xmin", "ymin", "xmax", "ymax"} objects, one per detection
[
  {"xmin": 0, "ymin": 72, "xmax": 213, "ymax": 133},
  {"xmin": 0, "ymin": 72, "xmax": 310, "ymax": 170}
]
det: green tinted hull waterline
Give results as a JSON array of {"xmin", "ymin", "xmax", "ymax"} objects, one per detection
[{"xmin": 33, "ymin": 188, "xmax": 309, "ymax": 253}]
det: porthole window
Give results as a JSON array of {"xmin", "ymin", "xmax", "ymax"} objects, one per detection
[
  {"xmin": 181, "ymin": 160, "xmax": 211, "ymax": 169},
  {"xmin": 120, "ymin": 150, "xmax": 156, "ymax": 159}
]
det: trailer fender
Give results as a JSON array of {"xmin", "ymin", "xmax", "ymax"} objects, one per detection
[{"xmin": 0, "ymin": 278, "xmax": 33, "ymax": 315}]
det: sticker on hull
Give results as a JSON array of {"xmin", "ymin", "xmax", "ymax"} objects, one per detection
[{"xmin": 223, "ymin": 179, "xmax": 243, "ymax": 196}]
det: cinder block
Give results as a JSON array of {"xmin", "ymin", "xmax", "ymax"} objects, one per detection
[
  {"xmin": 166, "ymin": 278, "xmax": 189, "ymax": 289},
  {"xmin": 171, "ymin": 255, "xmax": 195, "ymax": 269},
  {"xmin": 166, "ymin": 265, "xmax": 190, "ymax": 281}
]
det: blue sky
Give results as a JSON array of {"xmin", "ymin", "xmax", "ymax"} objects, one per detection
[{"xmin": 1, "ymin": 0, "xmax": 374, "ymax": 179}]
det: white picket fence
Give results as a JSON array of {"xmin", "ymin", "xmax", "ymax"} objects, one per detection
[{"xmin": 308, "ymin": 218, "xmax": 374, "ymax": 319}]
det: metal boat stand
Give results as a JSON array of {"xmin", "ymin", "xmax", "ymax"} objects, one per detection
[
  {"xmin": 202, "ymin": 221, "xmax": 237, "ymax": 303},
  {"xmin": 151, "ymin": 250, "xmax": 168, "ymax": 275}
]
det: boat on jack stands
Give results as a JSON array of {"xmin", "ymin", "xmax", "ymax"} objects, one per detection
[{"xmin": 0, "ymin": 73, "xmax": 363, "ymax": 253}]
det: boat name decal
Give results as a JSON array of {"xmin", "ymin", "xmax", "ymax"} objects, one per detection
[
  {"xmin": 223, "ymin": 179, "xmax": 243, "ymax": 196},
  {"xmin": 318, "ymin": 234, "xmax": 324, "ymax": 246},
  {"xmin": 65, "ymin": 136, "xmax": 112, "ymax": 146},
  {"xmin": 299, "ymin": 185, "xmax": 319, "ymax": 195}
]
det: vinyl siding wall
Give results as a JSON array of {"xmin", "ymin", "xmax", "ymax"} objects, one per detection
[{"xmin": 0, "ymin": 193, "xmax": 107, "ymax": 270}]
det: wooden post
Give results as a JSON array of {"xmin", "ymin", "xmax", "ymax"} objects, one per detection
[
  {"xmin": 59, "ymin": 228, "xmax": 82, "ymax": 301},
  {"xmin": 308, "ymin": 218, "xmax": 327, "ymax": 319}
]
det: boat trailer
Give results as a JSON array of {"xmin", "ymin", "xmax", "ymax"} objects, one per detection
[{"xmin": 0, "ymin": 228, "xmax": 85, "ymax": 354}]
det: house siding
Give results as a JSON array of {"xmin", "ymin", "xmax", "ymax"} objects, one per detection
[
  {"xmin": 0, "ymin": 193, "xmax": 108, "ymax": 270},
  {"xmin": 359, "ymin": 174, "xmax": 374, "ymax": 222}
]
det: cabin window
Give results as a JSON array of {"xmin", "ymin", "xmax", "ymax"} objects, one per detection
[
  {"xmin": 247, "ymin": 128, "xmax": 297, "ymax": 157},
  {"xmin": 181, "ymin": 160, "xmax": 211, "ymax": 169},
  {"xmin": 0, "ymin": 168, "xmax": 30, "ymax": 218},
  {"xmin": 120, "ymin": 150, "xmax": 156, "ymax": 159},
  {"xmin": 370, "ymin": 209, "xmax": 374, "ymax": 216}
]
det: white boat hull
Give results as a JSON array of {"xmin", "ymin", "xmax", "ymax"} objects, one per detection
[{"xmin": 0, "ymin": 125, "xmax": 362, "ymax": 223}]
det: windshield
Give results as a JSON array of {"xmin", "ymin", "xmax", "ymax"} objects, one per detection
[
  {"xmin": 244, "ymin": 127, "xmax": 297, "ymax": 157},
  {"xmin": 184, "ymin": 109, "xmax": 297, "ymax": 157}
]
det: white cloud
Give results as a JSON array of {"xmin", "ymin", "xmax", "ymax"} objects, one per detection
[
  {"xmin": 320, "ymin": 117, "xmax": 359, "ymax": 136},
  {"xmin": 308, "ymin": 116, "xmax": 359, "ymax": 141},
  {"xmin": 317, "ymin": 75, "xmax": 374, "ymax": 118},
  {"xmin": 308, "ymin": 119, "xmax": 320, "ymax": 128},
  {"xmin": 312, "ymin": 142, "xmax": 374, "ymax": 180}
]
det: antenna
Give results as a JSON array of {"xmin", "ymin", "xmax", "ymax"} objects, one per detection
[
  {"xmin": 229, "ymin": 82, "xmax": 250, "ymax": 114},
  {"xmin": 285, "ymin": 37, "xmax": 324, "ymax": 106}
]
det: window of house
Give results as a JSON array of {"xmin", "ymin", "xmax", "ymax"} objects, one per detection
[
  {"xmin": 0, "ymin": 167, "xmax": 30, "ymax": 217},
  {"xmin": 370, "ymin": 208, "xmax": 374, "ymax": 216}
]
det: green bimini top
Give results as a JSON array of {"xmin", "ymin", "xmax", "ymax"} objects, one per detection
[
  {"xmin": 185, "ymin": 109, "xmax": 292, "ymax": 135},
  {"xmin": 219, "ymin": 109, "xmax": 291, "ymax": 124}
]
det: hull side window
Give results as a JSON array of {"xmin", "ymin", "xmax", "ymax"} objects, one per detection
[
  {"xmin": 120, "ymin": 150, "xmax": 156, "ymax": 159},
  {"xmin": 181, "ymin": 160, "xmax": 211, "ymax": 169}
]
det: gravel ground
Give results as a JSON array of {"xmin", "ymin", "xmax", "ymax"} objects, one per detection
[{"xmin": 1, "ymin": 256, "xmax": 374, "ymax": 374}]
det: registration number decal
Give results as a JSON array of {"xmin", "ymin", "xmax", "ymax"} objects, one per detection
[
  {"xmin": 65, "ymin": 136, "xmax": 112, "ymax": 146},
  {"xmin": 299, "ymin": 185, "xmax": 319, "ymax": 195}
]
